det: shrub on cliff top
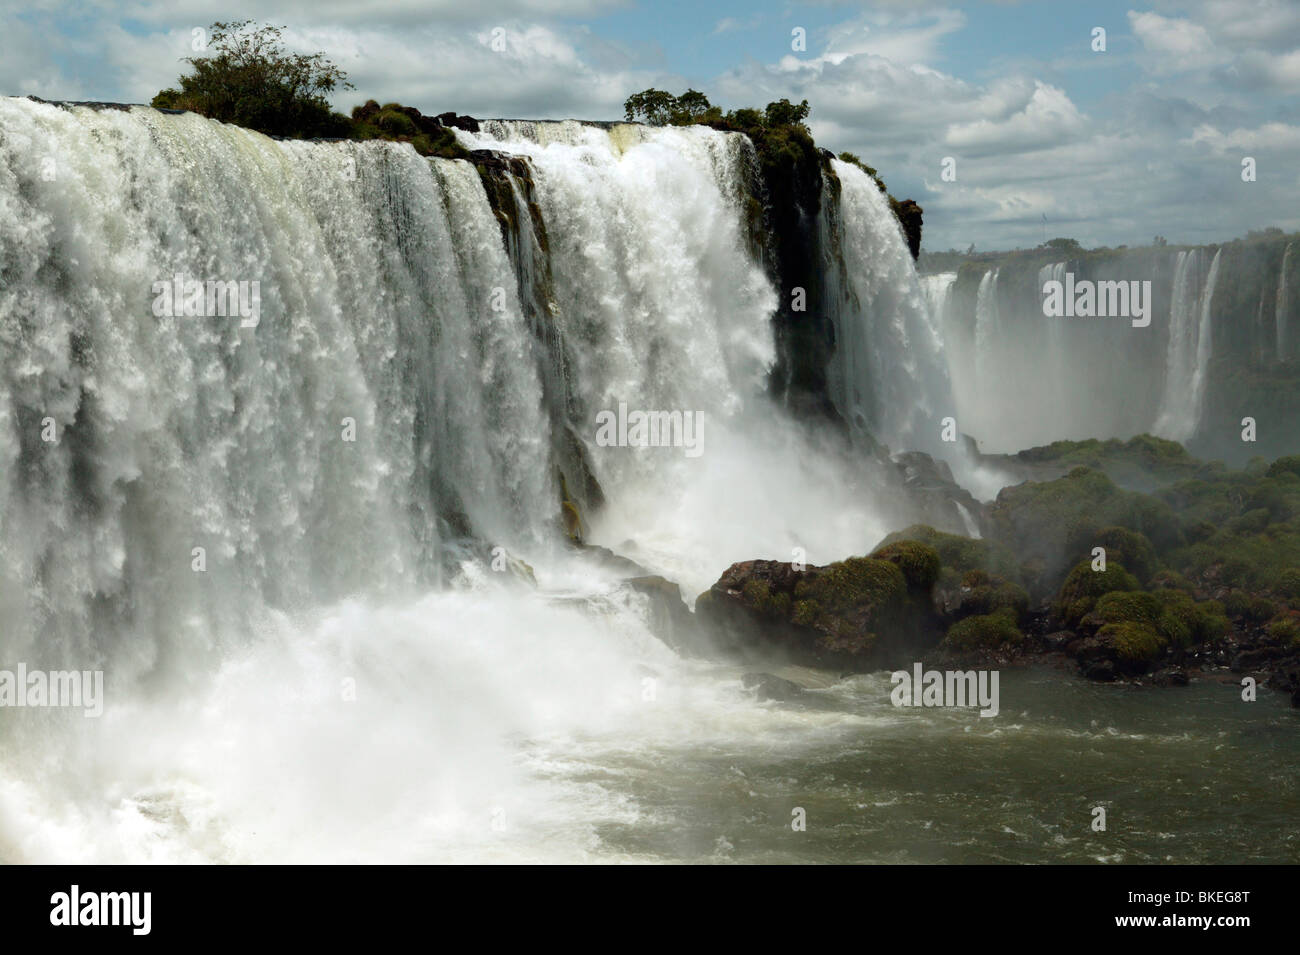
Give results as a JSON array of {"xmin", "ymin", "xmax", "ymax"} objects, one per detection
[
  {"xmin": 152, "ymin": 20, "xmax": 352, "ymax": 138},
  {"xmin": 349, "ymin": 100, "xmax": 468, "ymax": 158}
]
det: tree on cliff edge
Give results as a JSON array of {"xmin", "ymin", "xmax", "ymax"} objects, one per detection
[{"xmin": 152, "ymin": 20, "xmax": 352, "ymax": 138}]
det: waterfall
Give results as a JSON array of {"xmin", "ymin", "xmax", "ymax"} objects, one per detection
[
  {"xmin": 920, "ymin": 271, "xmax": 957, "ymax": 329},
  {"xmin": 819, "ymin": 160, "xmax": 953, "ymax": 455},
  {"xmin": 1154, "ymin": 248, "xmax": 1220, "ymax": 442},
  {"xmin": 973, "ymin": 268, "xmax": 1000, "ymax": 383},
  {"xmin": 1278, "ymin": 242, "xmax": 1293, "ymax": 361},
  {"xmin": 1035, "ymin": 261, "xmax": 1068, "ymax": 424},
  {"xmin": 3, "ymin": 100, "xmax": 962, "ymax": 860}
]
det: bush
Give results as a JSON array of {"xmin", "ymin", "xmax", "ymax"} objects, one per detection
[
  {"xmin": 151, "ymin": 20, "xmax": 352, "ymax": 139},
  {"xmin": 958, "ymin": 570, "xmax": 1030, "ymax": 622},
  {"xmin": 870, "ymin": 540, "xmax": 941, "ymax": 593},
  {"xmin": 1088, "ymin": 590, "xmax": 1163, "ymax": 628},
  {"xmin": 764, "ymin": 97, "xmax": 811, "ymax": 128},
  {"xmin": 1054, "ymin": 560, "xmax": 1141, "ymax": 627},
  {"xmin": 1097, "ymin": 621, "xmax": 1166, "ymax": 664},
  {"xmin": 1154, "ymin": 590, "xmax": 1230, "ymax": 645},
  {"xmin": 622, "ymin": 88, "xmax": 716, "ymax": 126},
  {"xmin": 1277, "ymin": 568, "xmax": 1300, "ymax": 599},
  {"xmin": 942, "ymin": 608, "xmax": 1023, "ymax": 653},
  {"xmin": 874, "ymin": 525, "xmax": 1023, "ymax": 583},
  {"xmin": 1267, "ymin": 615, "xmax": 1300, "ymax": 646},
  {"xmin": 1087, "ymin": 526, "xmax": 1160, "ymax": 584}
]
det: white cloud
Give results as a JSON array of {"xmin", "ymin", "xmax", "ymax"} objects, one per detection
[{"xmin": 945, "ymin": 81, "xmax": 1086, "ymax": 157}]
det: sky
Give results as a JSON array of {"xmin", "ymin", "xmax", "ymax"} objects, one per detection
[{"xmin": 2, "ymin": 0, "xmax": 1298, "ymax": 251}]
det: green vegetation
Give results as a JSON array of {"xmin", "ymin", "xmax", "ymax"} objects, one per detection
[
  {"xmin": 870, "ymin": 540, "xmax": 941, "ymax": 593},
  {"xmin": 874, "ymin": 524, "xmax": 1023, "ymax": 583},
  {"xmin": 1054, "ymin": 560, "xmax": 1142, "ymax": 627},
  {"xmin": 1011, "ymin": 434, "xmax": 1205, "ymax": 490},
  {"xmin": 152, "ymin": 20, "xmax": 469, "ymax": 158},
  {"xmin": 1268, "ymin": 615, "xmax": 1300, "ymax": 647},
  {"xmin": 958, "ymin": 570, "xmax": 1029, "ymax": 622},
  {"xmin": 942, "ymin": 608, "xmax": 1023, "ymax": 653},
  {"xmin": 991, "ymin": 466, "xmax": 1183, "ymax": 594},
  {"xmin": 1097, "ymin": 621, "xmax": 1166, "ymax": 664},
  {"xmin": 792, "ymin": 557, "xmax": 906, "ymax": 642},
  {"xmin": 151, "ymin": 20, "xmax": 352, "ymax": 138},
  {"xmin": 349, "ymin": 100, "xmax": 467, "ymax": 158},
  {"xmin": 743, "ymin": 578, "xmax": 792, "ymax": 617},
  {"xmin": 620, "ymin": 87, "xmax": 921, "ymax": 255}
]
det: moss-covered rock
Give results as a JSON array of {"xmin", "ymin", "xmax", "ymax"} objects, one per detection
[
  {"xmin": 1096, "ymin": 621, "xmax": 1167, "ymax": 666},
  {"xmin": 1080, "ymin": 526, "xmax": 1161, "ymax": 584},
  {"xmin": 941, "ymin": 608, "xmax": 1023, "ymax": 654},
  {"xmin": 1267, "ymin": 614, "xmax": 1300, "ymax": 647},
  {"xmin": 955, "ymin": 570, "xmax": 1029, "ymax": 622},
  {"xmin": 1086, "ymin": 590, "xmax": 1164, "ymax": 628},
  {"xmin": 791, "ymin": 557, "xmax": 907, "ymax": 647},
  {"xmin": 870, "ymin": 540, "xmax": 941, "ymax": 593},
  {"xmin": 349, "ymin": 99, "xmax": 470, "ymax": 158},
  {"xmin": 1054, "ymin": 560, "xmax": 1141, "ymax": 627},
  {"xmin": 874, "ymin": 524, "xmax": 1023, "ymax": 583},
  {"xmin": 990, "ymin": 467, "xmax": 1183, "ymax": 596},
  {"xmin": 1152, "ymin": 589, "xmax": 1230, "ymax": 645},
  {"xmin": 695, "ymin": 555, "xmax": 926, "ymax": 669},
  {"xmin": 1277, "ymin": 567, "xmax": 1300, "ymax": 599}
]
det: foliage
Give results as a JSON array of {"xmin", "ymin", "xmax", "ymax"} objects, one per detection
[
  {"xmin": 152, "ymin": 20, "xmax": 352, "ymax": 138},
  {"xmin": 942, "ymin": 608, "xmax": 1023, "ymax": 652}
]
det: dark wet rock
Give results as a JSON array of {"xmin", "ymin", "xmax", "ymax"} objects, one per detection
[
  {"xmin": 1082, "ymin": 659, "xmax": 1117, "ymax": 682},
  {"xmin": 625, "ymin": 575, "xmax": 697, "ymax": 653},
  {"xmin": 695, "ymin": 555, "xmax": 935, "ymax": 670},
  {"xmin": 572, "ymin": 542, "xmax": 653, "ymax": 577},
  {"xmin": 1150, "ymin": 667, "xmax": 1189, "ymax": 687},
  {"xmin": 1041, "ymin": 630, "xmax": 1076, "ymax": 652},
  {"xmin": 742, "ymin": 672, "xmax": 806, "ymax": 701},
  {"xmin": 435, "ymin": 111, "xmax": 480, "ymax": 132},
  {"xmin": 890, "ymin": 452, "xmax": 986, "ymax": 538},
  {"xmin": 1231, "ymin": 646, "xmax": 1288, "ymax": 672},
  {"xmin": 891, "ymin": 198, "xmax": 923, "ymax": 260}
]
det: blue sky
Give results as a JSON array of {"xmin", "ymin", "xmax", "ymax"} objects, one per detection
[{"xmin": 3, "ymin": 0, "xmax": 1298, "ymax": 251}]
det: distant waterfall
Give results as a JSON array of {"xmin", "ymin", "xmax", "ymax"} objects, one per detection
[
  {"xmin": 920, "ymin": 271, "xmax": 957, "ymax": 328},
  {"xmin": 1036, "ymin": 261, "xmax": 1068, "ymax": 423},
  {"xmin": 973, "ymin": 268, "xmax": 1000, "ymax": 383},
  {"xmin": 1278, "ymin": 242, "xmax": 1293, "ymax": 361},
  {"xmin": 1154, "ymin": 248, "xmax": 1221, "ymax": 442}
]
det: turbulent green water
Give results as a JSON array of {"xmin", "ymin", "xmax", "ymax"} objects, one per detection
[{"xmin": 552, "ymin": 667, "xmax": 1300, "ymax": 864}]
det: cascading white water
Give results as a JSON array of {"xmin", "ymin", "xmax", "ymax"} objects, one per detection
[
  {"xmin": 973, "ymin": 268, "xmax": 1000, "ymax": 387},
  {"xmin": 1278, "ymin": 242, "xmax": 1293, "ymax": 361},
  {"xmin": 1, "ymin": 100, "xmax": 960, "ymax": 862},
  {"xmin": 822, "ymin": 160, "xmax": 953, "ymax": 458},
  {"xmin": 1154, "ymin": 248, "xmax": 1220, "ymax": 442},
  {"xmin": 920, "ymin": 271, "xmax": 956, "ymax": 332}
]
